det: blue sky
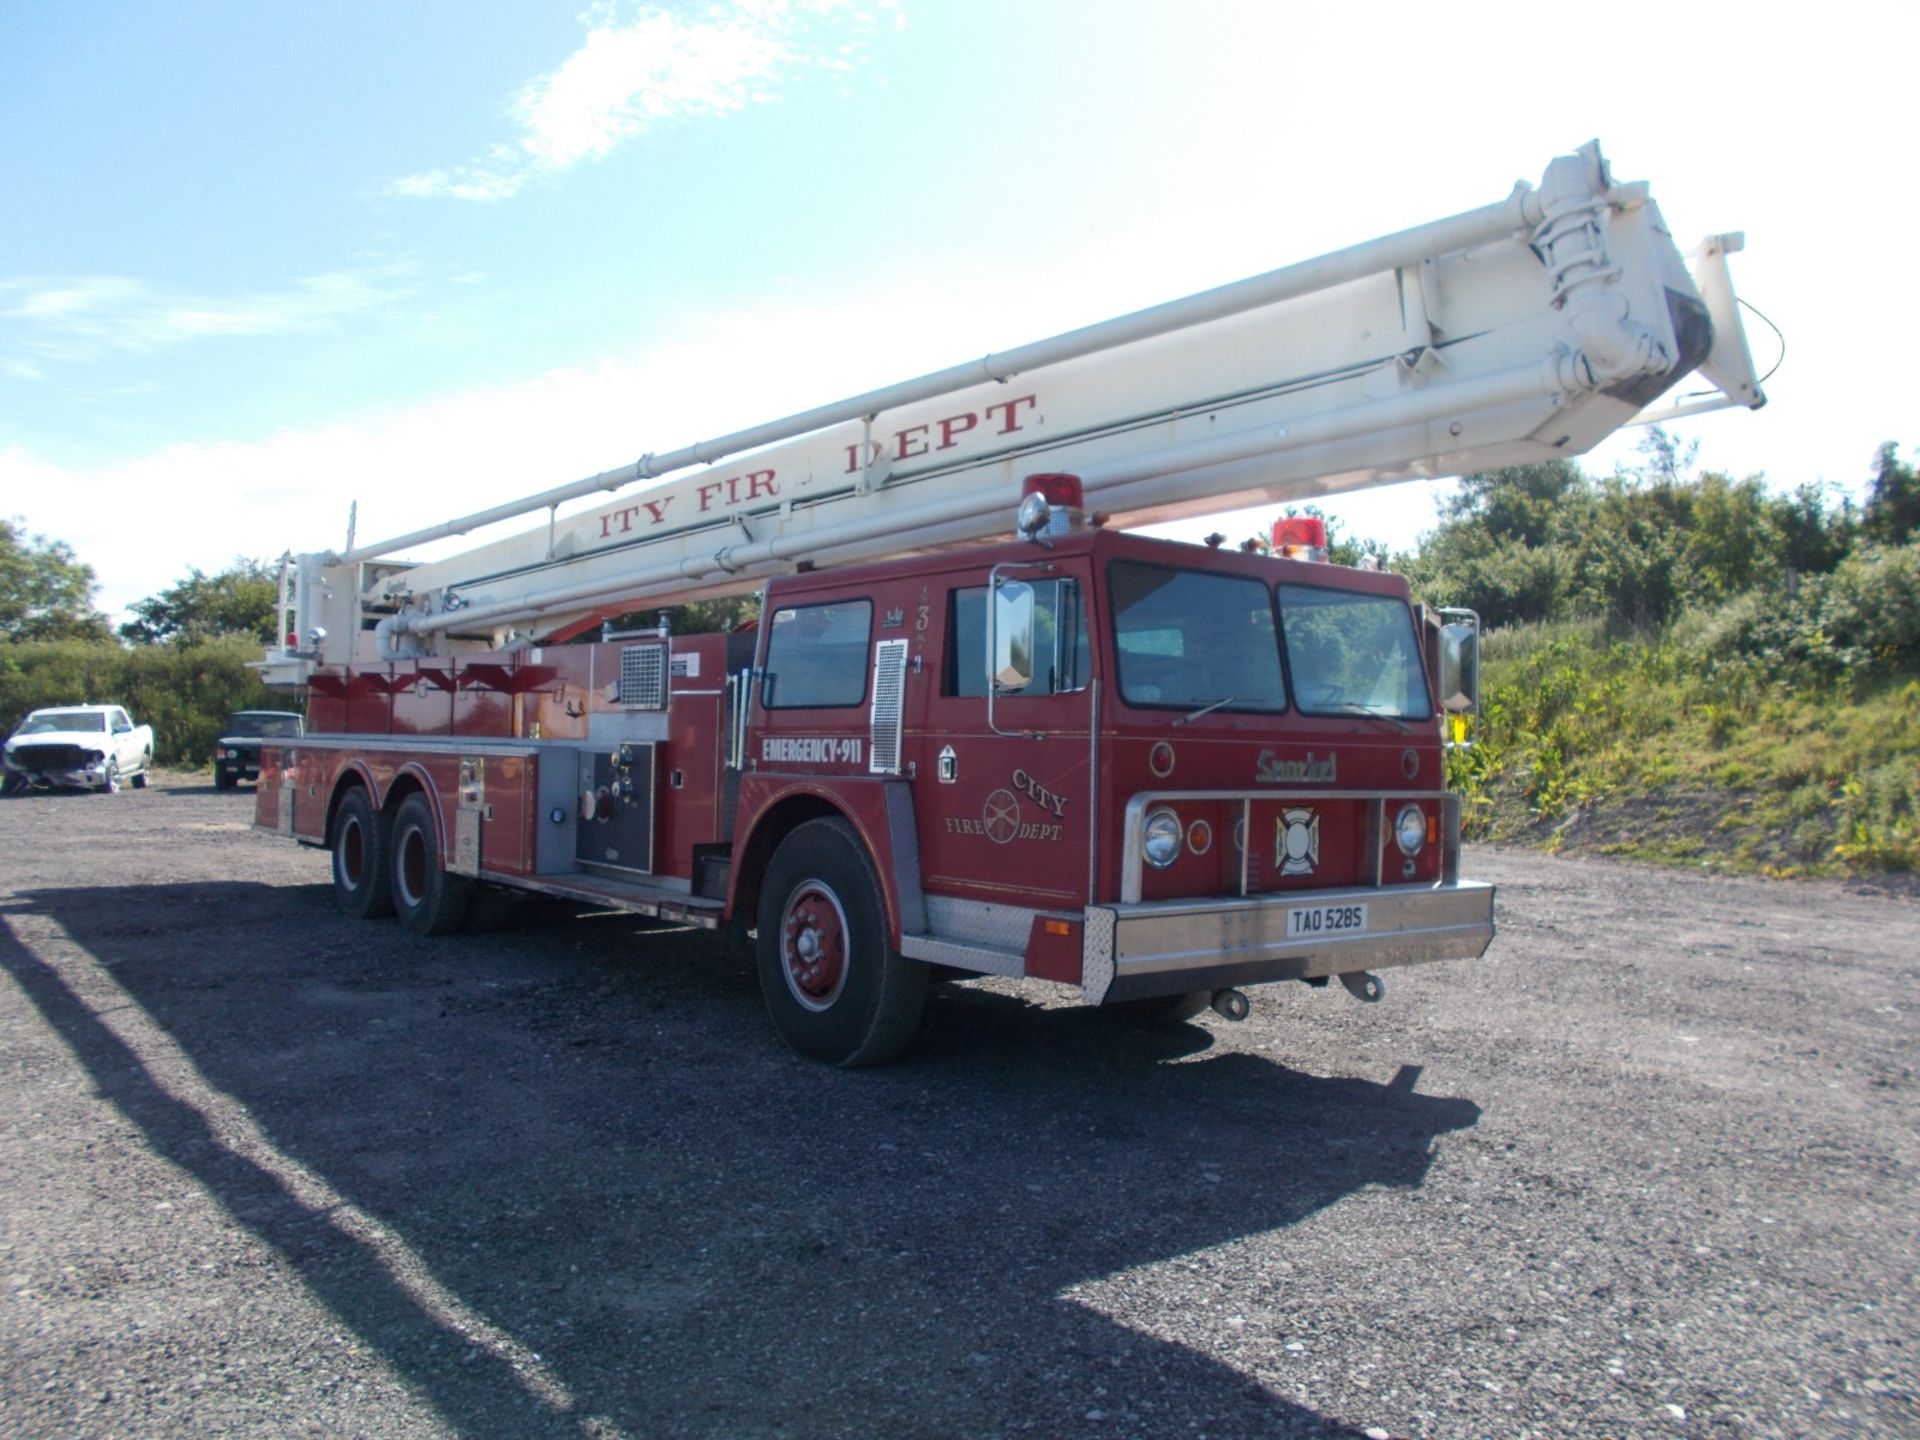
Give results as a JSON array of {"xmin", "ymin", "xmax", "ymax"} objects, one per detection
[{"xmin": 2, "ymin": 1, "xmax": 1908, "ymax": 617}]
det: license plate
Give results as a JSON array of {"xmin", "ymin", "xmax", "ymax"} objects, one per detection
[{"xmin": 1286, "ymin": 902, "xmax": 1368, "ymax": 938}]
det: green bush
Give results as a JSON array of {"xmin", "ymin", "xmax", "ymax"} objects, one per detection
[
  {"xmin": 0, "ymin": 634, "xmax": 286, "ymax": 767},
  {"xmin": 1683, "ymin": 540, "xmax": 1920, "ymax": 681},
  {"xmin": 1821, "ymin": 541, "xmax": 1920, "ymax": 672}
]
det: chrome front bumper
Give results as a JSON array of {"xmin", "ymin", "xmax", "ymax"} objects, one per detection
[{"xmin": 1080, "ymin": 879, "xmax": 1495, "ymax": 1004}]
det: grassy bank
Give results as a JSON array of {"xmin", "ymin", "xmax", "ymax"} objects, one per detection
[{"xmin": 1449, "ymin": 618, "xmax": 1920, "ymax": 875}]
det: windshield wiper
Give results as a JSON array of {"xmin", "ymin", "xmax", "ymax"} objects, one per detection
[
  {"xmin": 1174, "ymin": 696, "xmax": 1237, "ymax": 726},
  {"xmin": 1322, "ymin": 701, "xmax": 1412, "ymax": 733}
]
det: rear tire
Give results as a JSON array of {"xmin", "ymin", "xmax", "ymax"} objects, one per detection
[
  {"xmin": 755, "ymin": 817, "xmax": 927, "ymax": 1067},
  {"xmin": 391, "ymin": 793, "xmax": 473, "ymax": 936},
  {"xmin": 331, "ymin": 788, "xmax": 394, "ymax": 919},
  {"xmin": 213, "ymin": 768, "xmax": 237, "ymax": 792}
]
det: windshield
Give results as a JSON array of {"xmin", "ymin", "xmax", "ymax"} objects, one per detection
[
  {"xmin": 1110, "ymin": 562, "xmax": 1285, "ymax": 712},
  {"xmin": 20, "ymin": 710, "xmax": 105, "ymax": 733},
  {"xmin": 225, "ymin": 713, "xmax": 302, "ymax": 738},
  {"xmin": 1278, "ymin": 584, "xmax": 1433, "ymax": 720}
]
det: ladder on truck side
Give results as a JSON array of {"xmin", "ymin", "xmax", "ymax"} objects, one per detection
[{"xmin": 259, "ymin": 140, "xmax": 1764, "ymax": 685}]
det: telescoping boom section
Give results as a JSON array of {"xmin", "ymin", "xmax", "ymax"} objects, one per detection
[{"xmin": 252, "ymin": 142, "xmax": 1765, "ymax": 1064}]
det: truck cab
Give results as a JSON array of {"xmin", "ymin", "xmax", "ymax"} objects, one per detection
[{"xmin": 729, "ymin": 484, "xmax": 1491, "ymax": 1062}]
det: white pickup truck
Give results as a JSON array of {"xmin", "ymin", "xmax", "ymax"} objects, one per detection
[{"xmin": 2, "ymin": 705, "xmax": 155, "ymax": 795}]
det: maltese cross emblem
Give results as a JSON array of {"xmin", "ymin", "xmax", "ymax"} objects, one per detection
[{"xmin": 1277, "ymin": 807, "xmax": 1319, "ymax": 876}]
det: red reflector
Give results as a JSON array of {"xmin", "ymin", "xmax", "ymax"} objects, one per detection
[
  {"xmin": 286, "ymin": 632, "xmax": 297, "ymax": 647},
  {"xmin": 1272, "ymin": 516, "xmax": 1328, "ymax": 551},
  {"xmin": 1022, "ymin": 472, "xmax": 1084, "ymax": 508}
]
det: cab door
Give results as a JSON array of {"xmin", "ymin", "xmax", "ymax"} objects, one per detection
[{"xmin": 910, "ymin": 560, "xmax": 1098, "ymax": 916}]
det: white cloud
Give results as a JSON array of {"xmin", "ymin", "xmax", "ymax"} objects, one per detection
[
  {"xmin": 0, "ymin": 256, "xmax": 1072, "ymax": 624},
  {"xmin": 388, "ymin": 0, "xmax": 898, "ymax": 202},
  {"xmin": 0, "ymin": 270, "xmax": 410, "ymax": 363}
]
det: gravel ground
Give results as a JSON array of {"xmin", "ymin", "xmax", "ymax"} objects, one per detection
[{"xmin": 2, "ymin": 772, "xmax": 1915, "ymax": 1440}]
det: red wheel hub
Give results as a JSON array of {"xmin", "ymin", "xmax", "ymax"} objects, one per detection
[{"xmin": 781, "ymin": 883, "xmax": 848, "ymax": 1010}]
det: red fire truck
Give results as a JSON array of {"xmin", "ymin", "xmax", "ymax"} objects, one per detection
[{"xmin": 253, "ymin": 142, "xmax": 1764, "ymax": 1064}]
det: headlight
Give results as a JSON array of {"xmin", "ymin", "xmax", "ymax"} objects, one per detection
[
  {"xmin": 1143, "ymin": 807, "xmax": 1183, "ymax": 869},
  {"xmin": 1394, "ymin": 803, "xmax": 1427, "ymax": 856}
]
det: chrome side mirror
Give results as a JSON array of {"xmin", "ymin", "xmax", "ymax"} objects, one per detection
[
  {"xmin": 1437, "ymin": 611, "xmax": 1480, "ymax": 715},
  {"xmin": 992, "ymin": 580, "xmax": 1035, "ymax": 691}
]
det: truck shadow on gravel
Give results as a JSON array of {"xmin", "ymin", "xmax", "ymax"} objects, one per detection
[{"xmin": 5, "ymin": 882, "xmax": 1481, "ymax": 1440}]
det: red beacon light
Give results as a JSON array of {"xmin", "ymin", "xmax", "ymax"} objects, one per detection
[
  {"xmin": 1017, "ymin": 472, "xmax": 1086, "ymax": 539},
  {"xmin": 1271, "ymin": 515, "xmax": 1330, "ymax": 562}
]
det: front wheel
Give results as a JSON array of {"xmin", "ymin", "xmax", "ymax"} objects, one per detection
[
  {"xmin": 391, "ymin": 793, "xmax": 472, "ymax": 936},
  {"xmin": 1, "ymin": 771, "xmax": 25, "ymax": 798},
  {"xmin": 755, "ymin": 817, "xmax": 927, "ymax": 1067},
  {"xmin": 331, "ymin": 788, "xmax": 394, "ymax": 919},
  {"xmin": 101, "ymin": 759, "xmax": 121, "ymax": 794}
]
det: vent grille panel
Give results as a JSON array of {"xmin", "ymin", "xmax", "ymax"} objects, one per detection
[
  {"xmin": 619, "ymin": 645, "xmax": 668, "ymax": 709},
  {"xmin": 869, "ymin": 640, "xmax": 909, "ymax": 775}
]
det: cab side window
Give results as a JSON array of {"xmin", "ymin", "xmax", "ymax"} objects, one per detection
[
  {"xmin": 943, "ymin": 579, "xmax": 1090, "ymax": 697},
  {"xmin": 762, "ymin": 599, "xmax": 873, "ymax": 709}
]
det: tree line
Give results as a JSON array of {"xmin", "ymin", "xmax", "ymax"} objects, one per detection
[{"xmin": 1305, "ymin": 434, "xmax": 1919, "ymax": 682}]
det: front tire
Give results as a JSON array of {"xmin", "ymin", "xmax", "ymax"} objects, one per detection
[
  {"xmin": 1, "ymin": 771, "xmax": 24, "ymax": 798},
  {"xmin": 391, "ymin": 793, "xmax": 472, "ymax": 936},
  {"xmin": 101, "ymin": 759, "xmax": 121, "ymax": 794},
  {"xmin": 755, "ymin": 817, "xmax": 927, "ymax": 1067},
  {"xmin": 331, "ymin": 788, "xmax": 394, "ymax": 919}
]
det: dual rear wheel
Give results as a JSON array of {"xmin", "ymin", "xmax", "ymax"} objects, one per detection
[{"xmin": 330, "ymin": 789, "xmax": 471, "ymax": 934}]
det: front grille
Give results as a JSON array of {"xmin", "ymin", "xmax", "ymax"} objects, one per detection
[{"xmin": 13, "ymin": 744, "xmax": 95, "ymax": 772}]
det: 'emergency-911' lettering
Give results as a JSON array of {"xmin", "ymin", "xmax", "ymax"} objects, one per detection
[{"xmin": 761, "ymin": 737, "xmax": 864, "ymax": 765}]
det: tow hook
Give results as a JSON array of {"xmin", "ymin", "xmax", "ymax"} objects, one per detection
[
  {"xmin": 1210, "ymin": 988, "xmax": 1251, "ymax": 1022},
  {"xmin": 1339, "ymin": 971, "xmax": 1386, "ymax": 1003}
]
